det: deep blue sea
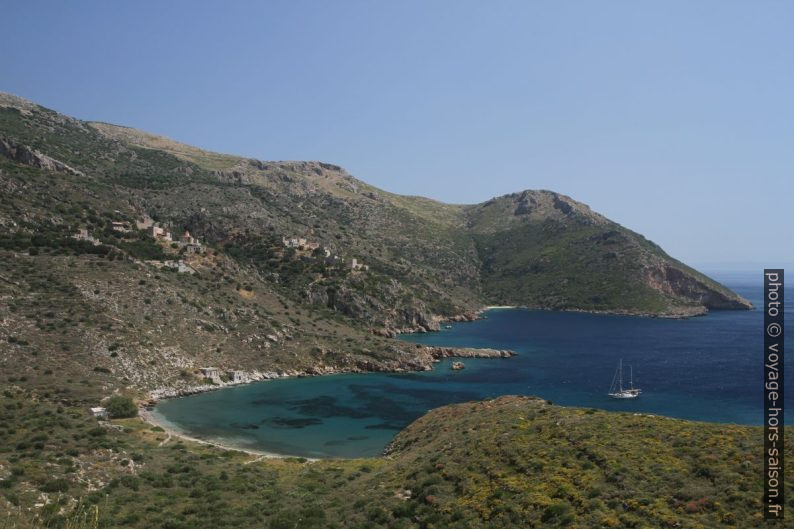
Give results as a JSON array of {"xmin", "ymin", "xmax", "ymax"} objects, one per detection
[{"xmin": 153, "ymin": 273, "xmax": 790, "ymax": 458}]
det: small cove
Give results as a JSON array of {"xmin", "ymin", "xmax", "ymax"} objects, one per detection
[{"xmin": 152, "ymin": 275, "xmax": 788, "ymax": 458}]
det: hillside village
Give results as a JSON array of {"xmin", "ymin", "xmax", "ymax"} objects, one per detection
[
  {"xmin": 282, "ymin": 236, "xmax": 369, "ymax": 271},
  {"xmin": 73, "ymin": 217, "xmax": 204, "ymax": 274},
  {"xmin": 72, "ymin": 215, "xmax": 371, "ymax": 278}
]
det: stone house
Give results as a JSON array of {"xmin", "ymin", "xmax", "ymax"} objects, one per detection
[
  {"xmin": 90, "ymin": 407, "xmax": 108, "ymax": 419},
  {"xmin": 176, "ymin": 261, "xmax": 196, "ymax": 274},
  {"xmin": 73, "ymin": 228, "xmax": 100, "ymax": 246},
  {"xmin": 111, "ymin": 221, "xmax": 130, "ymax": 233},
  {"xmin": 183, "ymin": 243, "xmax": 202, "ymax": 255},
  {"xmin": 283, "ymin": 236, "xmax": 309, "ymax": 248},
  {"xmin": 199, "ymin": 367, "xmax": 221, "ymax": 384},
  {"xmin": 136, "ymin": 216, "xmax": 154, "ymax": 230},
  {"xmin": 228, "ymin": 371, "xmax": 246, "ymax": 384},
  {"xmin": 180, "ymin": 230, "xmax": 198, "ymax": 245},
  {"xmin": 151, "ymin": 226, "xmax": 172, "ymax": 242}
]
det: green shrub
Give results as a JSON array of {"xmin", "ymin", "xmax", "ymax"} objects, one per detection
[
  {"xmin": 40, "ymin": 478, "xmax": 70, "ymax": 493},
  {"xmin": 104, "ymin": 395, "xmax": 138, "ymax": 419}
]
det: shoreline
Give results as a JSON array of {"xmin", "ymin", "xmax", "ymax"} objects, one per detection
[
  {"xmin": 480, "ymin": 303, "xmax": 712, "ymax": 319},
  {"xmin": 145, "ymin": 344, "xmax": 516, "ymax": 402},
  {"xmin": 376, "ymin": 302, "xmax": 720, "ymax": 339},
  {"xmin": 139, "ymin": 344, "xmax": 516, "ymax": 459},
  {"xmin": 135, "ymin": 301, "xmax": 742, "ymax": 458},
  {"xmin": 139, "ymin": 407, "xmax": 320, "ymax": 461}
]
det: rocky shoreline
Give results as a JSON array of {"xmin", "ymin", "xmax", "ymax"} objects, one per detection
[
  {"xmin": 551, "ymin": 305, "xmax": 709, "ymax": 319},
  {"xmin": 139, "ymin": 342, "xmax": 515, "ymax": 459},
  {"xmin": 372, "ymin": 301, "xmax": 718, "ymax": 339},
  {"xmin": 373, "ymin": 310, "xmax": 482, "ymax": 337},
  {"xmin": 145, "ymin": 302, "xmax": 706, "ymax": 404},
  {"xmin": 135, "ymin": 300, "xmax": 699, "ymax": 458},
  {"xmin": 144, "ymin": 344, "xmax": 516, "ymax": 405}
]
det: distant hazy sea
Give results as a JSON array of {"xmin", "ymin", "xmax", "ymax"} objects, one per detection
[{"xmin": 153, "ymin": 272, "xmax": 789, "ymax": 458}]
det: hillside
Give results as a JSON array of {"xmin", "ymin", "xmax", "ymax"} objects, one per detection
[
  {"xmin": 2, "ymin": 390, "xmax": 788, "ymax": 528},
  {"xmin": 464, "ymin": 191, "xmax": 748, "ymax": 314},
  {"xmin": 0, "ymin": 94, "xmax": 775, "ymax": 529},
  {"xmin": 0, "ymin": 91, "xmax": 752, "ymax": 391}
]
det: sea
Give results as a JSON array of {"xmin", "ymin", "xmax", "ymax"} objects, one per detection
[{"xmin": 152, "ymin": 272, "xmax": 789, "ymax": 458}]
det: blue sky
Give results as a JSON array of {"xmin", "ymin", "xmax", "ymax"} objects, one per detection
[{"xmin": 2, "ymin": 1, "xmax": 792, "ymax": 268}]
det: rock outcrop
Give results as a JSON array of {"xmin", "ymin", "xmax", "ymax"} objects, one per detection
[
  {"xmin": 644, "ymin": 263, "xmax": 753, "ymax": 311},
  {"xmin": 0, "ymin": 136, "xmax": 83, "ymax": 176}
]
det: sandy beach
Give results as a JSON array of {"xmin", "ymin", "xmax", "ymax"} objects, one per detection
[{"xmin": 139, "ymin": 407, "xmax": 319, "ymax": 461}]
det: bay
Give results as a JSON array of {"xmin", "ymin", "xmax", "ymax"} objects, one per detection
[{"xmin": 153, "ymin": 273, "xmax": 789, "ymax": 458}]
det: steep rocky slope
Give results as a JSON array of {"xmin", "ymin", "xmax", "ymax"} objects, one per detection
[{"xmin": 0, "ymin": 92, "xmax": 751, "ymax": 392}]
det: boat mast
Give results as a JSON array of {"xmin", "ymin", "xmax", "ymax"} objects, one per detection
[
  {"xmin": 629, "ymin": 365, "xmax": 633, "ymax": 390},
  {"xmin": 618, "ymin": 360, "xmax": 623, "ymax": 392},
  {"xmin": 609, "ymin": 364, "xmax": 619, "ymax": 394}
]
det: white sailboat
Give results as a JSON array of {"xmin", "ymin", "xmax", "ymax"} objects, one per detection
[{"xmin": 608, "ymin": 359, "xmax": 641, "ymax": 398}]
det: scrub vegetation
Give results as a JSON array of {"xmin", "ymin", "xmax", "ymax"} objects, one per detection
[
  {"xmin": 1, "ymin": 391, "xmax": 789, "ymax": 528},
  {"xmin": 0, "ymin": 93, "xmax": 771, "ymax": 528}
]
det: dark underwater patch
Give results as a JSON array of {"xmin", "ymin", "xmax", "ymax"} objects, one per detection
[
  {"xmin": 265, "ymin": 416, "xmax": 323, "ymax": 428},
  {"xmin": 364, "ymin": 422, "xmax": 405, "ymax": 430},
  {"xmin": 285, "ymin": 395, "xmax": 373, "ymax": 419},
  {"xmin": 229, "ymin": 422, "xmax": 260, "ymax": 430}
]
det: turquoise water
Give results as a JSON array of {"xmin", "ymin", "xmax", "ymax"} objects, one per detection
[{"xmin": 153, "ymin": 274, "xmax": 789, "ymax": 458}]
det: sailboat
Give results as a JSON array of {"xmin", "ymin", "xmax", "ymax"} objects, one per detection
[{"xmin": 608, "ymin": 359, "xmax": 641, "ymax": 398}]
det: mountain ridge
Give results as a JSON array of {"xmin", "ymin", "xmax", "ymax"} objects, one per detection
[
  {"xmin": 0, "ymin": 91, "xmax": 777, "ymax": 529},
  {"xmin": 0, "ymin": 91, "xmax": 752, "ymax": 321},
  {"xmin": 0, "ymin": 92, "xmax": 751, "ymax": 392}
]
